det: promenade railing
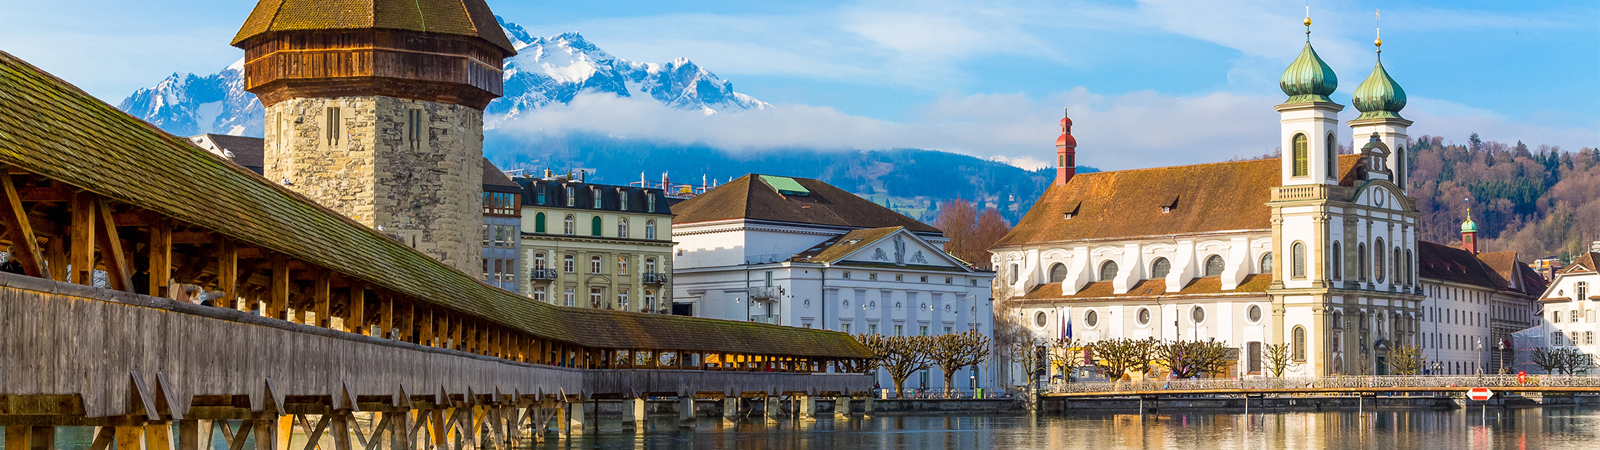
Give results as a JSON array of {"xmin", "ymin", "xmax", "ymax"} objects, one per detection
[{"xmin": 1049, "ymin": 375, "xmax": 1600, "ymax": 394}]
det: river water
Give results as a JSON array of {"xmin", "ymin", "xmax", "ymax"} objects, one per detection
[
  {"xmin": 35, "ymin": 407, "xmax": 1600, "ymax": 450},
  {"xmin": 541, "ymin": 407, "xmax": 1600, "ymax": 449}
]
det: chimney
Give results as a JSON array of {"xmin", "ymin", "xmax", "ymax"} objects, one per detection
[
  {"xmin": 580, "ymin": 170, "xmax": 586, "ymax": 183},
  {"xmin": 1055, "ymin": 107, "xmax": 1077, "ymax": 186}
]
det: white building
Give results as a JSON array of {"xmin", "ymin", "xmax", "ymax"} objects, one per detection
[
  {"xmin": 991, "ymin": 23, "xmax": 1543, "ymax": 383},
  {"xmin": 1526, "ymin": 246, "xmax": 1600, "ymax": 372},
  {"xmin": 671, "ymin": 174, "xmax": 995, "ymax": 391}
]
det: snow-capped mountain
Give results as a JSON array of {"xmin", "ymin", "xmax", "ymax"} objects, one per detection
[
  {"xmin": 118, "ymin": 17, "xmax": 766, "ymax": 137},
  {"xmin": 118, "ymin": 58, "xmax": 263, "ymax": 137},
  {"xmin": 492, "ymin": 17, "xmax": 768, "ymax": 121}
]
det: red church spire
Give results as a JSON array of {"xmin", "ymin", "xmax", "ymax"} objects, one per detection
[{"xmin": 1055, "ymin": 107, "xmax": 1077, "ymax": 186}]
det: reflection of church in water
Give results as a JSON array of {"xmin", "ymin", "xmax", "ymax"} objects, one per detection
[{"xmin": 992, "ymin": 16, "xmax": 1544, "ymax": 379}]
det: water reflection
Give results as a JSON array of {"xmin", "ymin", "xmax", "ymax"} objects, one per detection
[
  {"xmin": 33, "ymin": 408, "xmax": 1600, "ymax": 450},
  {"xmin": 533, "ymin": 407, "xmax": 1600, "ymax": 449}
]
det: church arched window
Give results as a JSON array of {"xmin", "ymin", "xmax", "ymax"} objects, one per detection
[
  {"xmin": 1048, "ymin": 263, "xmax": 1068, "ymax": 283},
  {"xmin": 1395, "ymin": 145, "xmax": 1406, "ymax": 188},
  {"xmin": 1292, "ymin": 134, "xmax": 1309, "ymax": 177},
  {"xmin": 1260, "ymin": 252, "xmax": 1274, "ymax": 275},
  {"xmin": 1405, "ymin": 249, "xmax": 1414, "ymax": 285},
  {"xmin": 1098, "ymin": 261, "xmax": 1118, "ymax": 282},
  {"xmin": 1374, "ymin": 238, "xmax": 1387, "ymax": 283},
  {"xmin": 1358, "ymin": 243, "xmax": 1368, "ymax": 281},
  {"xmin": 1393, "ymin": 246, "xmax": 1402, "ymax": 285},
  {"xmin": 1326, "ymin": 133, "xmax": 1337, "ymax": 178},
  {"xmin": 1292, "ymin": 242, "xmax": 1306, "ymax": 279},
  {"xmin": 1150, "ymin": 258, "xmax": 1171, "ymax": 279},
  {"xmin": 1292, "ymin": 326, "xmax": 1306, "ymax": 361},
  {"xmin": 1204, "ymin": 255, "xmax": 1225, "ymax": 277}
]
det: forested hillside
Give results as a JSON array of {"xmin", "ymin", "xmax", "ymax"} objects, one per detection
[{"xmin": 1408, "ymin": 134, "xmax": 1600, "ymax": 261}]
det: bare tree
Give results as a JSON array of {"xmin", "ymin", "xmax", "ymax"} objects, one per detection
[
  {"xmin": 855, "ymin": 334, "xmax": 933, "ymax": 397},
  {"xmin": 928, "ymin": 330, "xmax": 992, "ymax": 397},
  {"xmin": 932, "ymin": 198, "xmax": 1012, "ymax": 270},
  {"xmin": 1532, "ymin": 347, "xmax": 1589, "ymax": 375},
  {"xmin": 1386, "ymin": 344, "xmax": 1428, "ymax": 375},
  {"xmin": 1049, "ymin": 338, "xmax": 1087, "ymax": 382},
  {"xmin": 1089, "ymin": 338, "xmax": 1156, "ymax": 381},
  {"xmin": 1153, "ymin": 339, "xmax": 1231, "ymax": 379},
  {"xmin": 1263, "ymin": 343, "xmax": 1293, "ymax": 377}
]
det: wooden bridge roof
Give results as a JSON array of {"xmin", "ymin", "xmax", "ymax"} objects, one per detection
[{"xmin": 0, "ymin": 51, "xmax": 871, "ymax": 359}]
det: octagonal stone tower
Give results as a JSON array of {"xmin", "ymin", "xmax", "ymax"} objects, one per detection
[{"xmin": 232, "ymin": 0, "xmax": 517, "ymax": 274}]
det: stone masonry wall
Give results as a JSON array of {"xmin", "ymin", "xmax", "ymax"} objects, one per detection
[{"xmin": 265, "ymin": 96, "xmax": 482, "ymax": 275}]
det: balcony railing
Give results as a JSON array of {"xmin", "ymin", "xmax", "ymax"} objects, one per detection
[
  {"xmin": 749, "ymin": 286, "xmax": 783, "ymax": 300},
  {"xmin": 749, "ymin": 314, "xmax": 781, "ymax": 324},
  {"xmin": 1049, "ymin": 375, "xmax": 1600, "ymax": 395},
  {"xmin": 529, "ymin": 268, "xmax": 559, "ymax": 281},
  {"xmin": 642, "ymin": 272, "xmax": 670, "ymax": 284}
]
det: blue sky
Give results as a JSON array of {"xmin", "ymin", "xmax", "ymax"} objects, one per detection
[{"xmin": 2, "ymin": 0, "xmax": 1595, "ymax": 169}]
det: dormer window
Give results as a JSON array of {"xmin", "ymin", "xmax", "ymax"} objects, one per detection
[
  {"xmin": 1064, "ymin": 213, "xmax": 1074, "ymax": 220},
  {"xmin": 565, "ymin": 186, "xmax": 575, "ymax": 207},
  {"xmin": 647, "ymin": 194, "xmax": 656, "ymax": 213},
  {"xmin": 592, "ymin": 188, "xmax": 603, "ymax": 208},
  {"xmin": 619, "ymin": 191, "xmax": 628, "ymax": 210},
  {"xmin": 1161, "ymin": 206, "xmax": 1171, "ymax": 214},
  {"xmin": 1062, "ymin": 201, "xmax": 1081, "ymax": 221}
]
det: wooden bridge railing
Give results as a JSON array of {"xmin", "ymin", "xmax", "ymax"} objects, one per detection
[{"xmin": 1050, "ymin": 375, "xmax": 1600, "ymax": 395}]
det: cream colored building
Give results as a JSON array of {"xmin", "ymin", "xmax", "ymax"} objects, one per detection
[
  {"xmin": 514, "ymin": 172, "xmax": 675, "ymax": 313},
  {"xmin": 993, "ymin": 28, "xmax": 1542, "ymax": 382}
]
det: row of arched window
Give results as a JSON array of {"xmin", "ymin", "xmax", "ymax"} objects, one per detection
[
  {"xmin": 1045, "ymin": 240, "xmax": 1414, "ymax": 286},
  {"xmin": 1290, "ymin": 132, "xmax": 1338, "ymax": 178},
  {"xmin": 531, "ymin": 212, "xmax": 657, "ymax": 240}
]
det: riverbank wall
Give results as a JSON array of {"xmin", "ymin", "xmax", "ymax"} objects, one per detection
[{"xmin": 1043, "ymin": 393, "xmax": 1600, "ymax": 413}]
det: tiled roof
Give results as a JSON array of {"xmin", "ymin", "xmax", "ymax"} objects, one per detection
[
  {"xmin": 672, "ymin": 174, "xmax": 940, "ymax": 233},
  {"xmin": 232, "ymin": 0, "xmax": 517, "ymax": 53},
  {"xmin": 1016, "ymin": 274, "xmax": 1275, "ymax": 302},
  {"xmin": 516, "ymin": 178, "xmax": 672, "ymax": 216},
  {"xmin": 196, "ymin": 134, "xmax": 265, "ymax": 172},
  {"xmin": 481, "ymin": 159, "xmax": 520, "ymax": 193},
  {"xmin": 788, "ymin": 227, "xmax": 904, "ymax": 263},
  {"xmin": 996, "ymin": 155, "xmax": 1363, "ymax": 247},
  {"xmin": 0, "ymin": 51, "xmax": 869, "ymax": 359},
  {"xmin": 1564, "ymin": 252, "xmax": 1599, "ymax": 274},
  {"xmin": 1416, "ymin": 241, "xmax": 1508, "ymax": 292},
  {"xmin": 1475, "ymin": 250, "xmax": 1548, "ymax": 296}
]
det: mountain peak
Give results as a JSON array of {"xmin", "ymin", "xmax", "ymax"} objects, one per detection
[{"xmin": 121, "ymin": 16, "xmax": 768, "ymax": 137}]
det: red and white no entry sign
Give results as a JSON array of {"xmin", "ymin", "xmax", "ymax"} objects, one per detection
[{"xmin": 1467, "ymin": 387, "xmax": 1494, "ymax": 401}]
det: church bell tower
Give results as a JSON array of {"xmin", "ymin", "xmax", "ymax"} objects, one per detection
[{"xmin": 232, "ymin": 0, "xmax": 517, "ymax": 274}]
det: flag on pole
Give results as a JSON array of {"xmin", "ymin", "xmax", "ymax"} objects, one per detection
[{"xmin": 1061, "ymin": 307, "xmax": 1072, "ymax": 342}]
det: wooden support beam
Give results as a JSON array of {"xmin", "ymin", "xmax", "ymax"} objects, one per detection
[
  {"xmin": 347, "ymin": 283, "xmax": 366, "ymax": 334},
  {"xmin": 420, "ymin": 307, "xmax": 435, "ymax": 347},
  {"xmin": 68, "ymin": 191, "xmax": 96, "ymax": 284},
  {"xmin": 148, "ymin": 217, "xmax": 172, "ymax": 297},
  {"xmin": 270, "ymin": 254, "xmax": 290, "ymax": 320},
  {"xmin": 115, "ymin": 426, "xmax": 143, "ymax": 450},
  {"xmin": 44, "ymin": 236, "xmax": 66, "ymax": 281},
  {"xmin": 380, "ymin": 295, "xmax": 395, "ymax": 339},
  {"xmin": 95, "ymin": 197, "xmax": 134, "ymax": 292},
  {"xmin": 0, "ymin": 173, "xmax": 47, "ymax": 277},
  {"xmin": 313, "ymin": 270, "xmax": 332, "ymax": 328},
  {"xmin": 171, "ymin": 232, "xmax": 215, "ymax": 245},
  {"xmin": 216, "ymin": 237, "xmax": 237, "ymax": 308}
]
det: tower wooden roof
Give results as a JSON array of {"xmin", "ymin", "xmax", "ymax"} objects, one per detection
[{"xmin": 232, "ymin": 0, "xmax": 517, "ymax": 54}]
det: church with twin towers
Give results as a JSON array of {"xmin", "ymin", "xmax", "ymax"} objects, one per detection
[{"xmin": 995, "ymin": 14, "xmax": 1544, "ymax": 379}]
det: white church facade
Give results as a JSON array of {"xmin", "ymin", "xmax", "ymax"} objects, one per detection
[{"xmin": 993, "ymin": 20, "xmax": 1543, "ymax": 382}]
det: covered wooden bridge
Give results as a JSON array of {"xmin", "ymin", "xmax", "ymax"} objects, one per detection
[{"xmin": 0, "ymin": 51, "xmax": 874, "ymax": 449}]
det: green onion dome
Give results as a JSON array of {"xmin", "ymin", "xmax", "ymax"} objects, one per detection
[
  {"xmin": 1353, "ymin": 58, "xmax": 1407, "ymax": 120},
  {"xmin": 1461, "ymin": 217, "xmax": 1477, "ymax": 233},
  {"xmin": 1280, "ymin": 42, "xmax": 1338, "ymax": 104}
]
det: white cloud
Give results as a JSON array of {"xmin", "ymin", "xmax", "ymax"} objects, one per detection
[{"xmin": 494, "ymin": 87, "xmax": 1595, "ymax": 172}]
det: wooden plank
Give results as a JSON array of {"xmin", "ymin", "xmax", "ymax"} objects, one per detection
[
  {"xmin": 44, "ymin": 236, "xmax": 66, "ymax": 281},
  {"xmin": 114, "ymin": 427, "xmax": 143, "ymax": 450},
  {"xmin": 145, "ymin": 422, "xmax": 174, "ymax": 450},
  {"xmin": 148, "ymin": 218, "xmax": 172, "ymax": 297},
  {"xmin": 270, "ymin": 254, "xmax": 290, "ymax": 320},
  {"xmin": 347, "ymin": 284, "xmax": 366, "ymax": 334},
  {"xmin": 216, "ymin": 237, "xmax": 238, "ymax": 308},
  {"xmin": 86, "ymin": 427, "xmax": 115, "ymax": 450},
  {"xmin": 69, "ymin": 192, "xmax": 95, "ymax": 284},
  {"xmin": 314, "ymin": 270, "xmax": 331, "ymax": 328},
  {"xmin": 379, "ymin": 295, "xmax": 394, "ymax": 339},
  {"xmin": 95, "ymin": 197, "xmax": 134, "ymax": 292},
  {"xmin": 0, "ymin": 173, "xmax": 47, "ymax": 277},
  {"xmin": 171, "ymin": 232, "xmax": 215, "ymax": 245}
]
